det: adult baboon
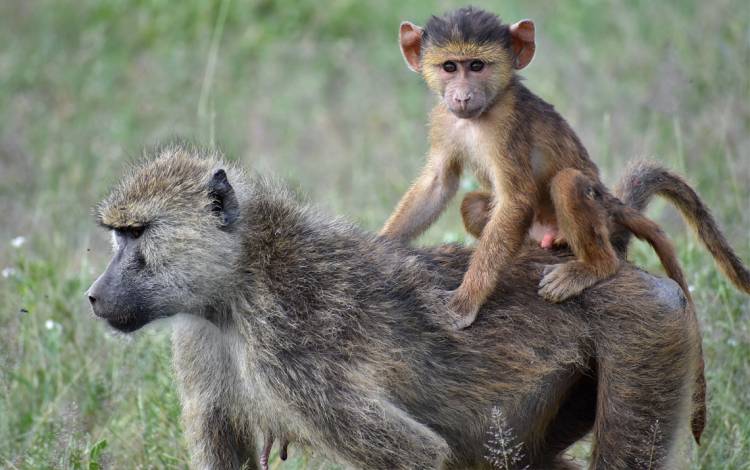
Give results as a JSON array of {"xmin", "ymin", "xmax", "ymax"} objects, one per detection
[{"xmin": 88, "ymin": 145, "xmax": 702, "ymax": 469}]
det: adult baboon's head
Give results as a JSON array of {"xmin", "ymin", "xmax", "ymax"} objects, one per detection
[{"xmin": 87, "ymin": 145, "xmax": 247, "ymax": 332}]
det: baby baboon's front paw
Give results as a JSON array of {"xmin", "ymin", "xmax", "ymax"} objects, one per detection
[
  {"xmin": 538, "ymin": 263, "xmax": 585, "ymax": 303},
  {"xmin": 446, "ymin": 290, "xmax": 480, "ymax": 329}
]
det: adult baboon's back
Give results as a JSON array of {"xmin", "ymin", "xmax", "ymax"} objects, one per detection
[{"xmin": 88, "ymin": 145, "xmax": 700, "ymax": 469}]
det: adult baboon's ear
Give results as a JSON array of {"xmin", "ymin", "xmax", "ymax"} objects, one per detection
[
  {"xmin": 208, "ymin": 169, "xmax": 239, "ymax": 227},
  {"xmin": 400, "ymin": 21, "xmax": 424, "ymax": 72}
]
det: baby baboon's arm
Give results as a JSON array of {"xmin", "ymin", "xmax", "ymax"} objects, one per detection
[
  {"xmin": 380, "ymin": 154, "xmax": 461, "ymax": 241},
  {"xmin": 448, "ymin": 171, "xmax": 535, "ymax": 328}
]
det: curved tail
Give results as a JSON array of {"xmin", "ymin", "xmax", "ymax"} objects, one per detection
[{"xmin": 614, "ymin": 160, "xmax": 750, "ymax": 294}]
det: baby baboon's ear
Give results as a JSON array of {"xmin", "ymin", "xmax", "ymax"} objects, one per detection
[
  {"xmin": 399, "ymin": 21, "xmax": 424, "ymax": 72},
  {"xmin": 509, "ymin": 19, "xmax": 535, "ymax": 70},
  {"xmin": 208, "ymin": 169, "xmax": 239, "ymax": 227}
]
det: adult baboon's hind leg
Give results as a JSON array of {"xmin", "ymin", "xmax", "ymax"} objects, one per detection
[{"xmin": 589, "ymin": 299, "xmax": 698, "ymax": 469}]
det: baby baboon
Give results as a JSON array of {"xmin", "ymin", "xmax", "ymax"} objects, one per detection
[
  {"xmin": 88, "ymin": 145, "xmax": 703, "ymax": 469},
  {"xmin": 380, "ymin": 7, "xmax": 690, "ymax": 328}
]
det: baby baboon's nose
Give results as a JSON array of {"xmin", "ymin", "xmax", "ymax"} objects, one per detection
[{"xmin": 454, "ymin": 94, "xmax": 472, "ymax": 106}]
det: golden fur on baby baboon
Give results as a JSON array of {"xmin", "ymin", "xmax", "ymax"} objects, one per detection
[
  {"xmin": 379, "ymin": 7, "xmax": 691, "ymax": 329},
  {"xmin": 88, "ymin": 144, "xmax": 708, "ymax": 469}
]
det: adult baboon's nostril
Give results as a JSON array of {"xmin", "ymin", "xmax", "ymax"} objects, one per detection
[{"xmin": 88, "ymin": 295, "xmax": 97, "ymax": 305}]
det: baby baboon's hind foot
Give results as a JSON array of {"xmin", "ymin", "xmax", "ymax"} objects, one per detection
[{"xmin": 539, "ymin": 261, "xmax": 610, "ymax": 303}]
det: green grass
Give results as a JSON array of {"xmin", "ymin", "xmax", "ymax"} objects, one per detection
[{"xmin": 1, "ymin": 0, "xmax": 748, "ymax": 468}]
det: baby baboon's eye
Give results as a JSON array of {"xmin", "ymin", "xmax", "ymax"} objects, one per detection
[
  {"xmin": 469, "ymin": 60, "xmax": 484, "ymax": 72},
  {"xmin": 442, "ymin": 61, "xmax": 457, "ymax": 73}
]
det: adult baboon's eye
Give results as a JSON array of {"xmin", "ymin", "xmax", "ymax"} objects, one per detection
[
  {"xmin": 130, "ymin": 227, "xmax": 144, "ymax": 239},
  {"xmin": 469, "ymin": 60, "xmax": 484, "ymax": 72},
  {"xmin": 442, "ymin": 61, "xmax": 457, "ymax": 73},
  {"xmin": 116, "ymin": 226, "xmax": 145, "ymax": 239}
]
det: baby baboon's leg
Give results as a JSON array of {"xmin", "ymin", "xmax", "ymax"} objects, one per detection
[
  {"xmin": 460, "ymin": 190, "xmax": 492, "ymax": 238},
  {"xmin": 462, "ymin": 191, "xmax": 564, "ymax": 249},
  {"xmin": 539, "ymin": 169, "xmax": 620, "ymax": 302}
]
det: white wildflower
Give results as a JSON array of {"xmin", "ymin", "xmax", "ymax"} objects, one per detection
[
  {"xmin": 11, "ymin": 236, "xmax": 26, "ymax": 248},
  {"xmin": 1, "ymin": 267, "xmax": 15, "ymax": 278},
  {"xmin": 45, "ymin": 320, "xmax": 59, "ymax": 330},
  {"xmin": 485, "ymin": 406, "xmax": 528, "ymax": 470},
  {"xmin": 634, "ymin": 419, "xmax": 664, "ymax": 469}
]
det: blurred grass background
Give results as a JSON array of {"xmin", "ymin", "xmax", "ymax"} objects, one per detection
[{"xmin": 0, "ymin": 0, "xmax": 748, "ymax": 468}]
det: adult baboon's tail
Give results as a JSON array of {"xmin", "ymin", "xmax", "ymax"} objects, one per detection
[{"xmin": 613, "ymin": 160, "xmax": 750, "ymax": 294}]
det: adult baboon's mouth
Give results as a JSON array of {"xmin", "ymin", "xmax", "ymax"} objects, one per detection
[{"xmin": 105, "ymin": 314, "xmax": 149, "ymax": 333}]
